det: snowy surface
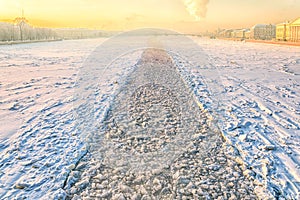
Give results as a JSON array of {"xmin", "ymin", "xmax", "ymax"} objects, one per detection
[
  {"xmin": 183, "ymin": 38, "xmax": 300, "ymax": 198},
  {"xmin": 0, "ymin": 37, "xmax": 145, "ymax": 199},
  {"xmin": 0, "ymin": 35, "xmax": 299, "ymax": 199},
  {"xmin": 0, "ymin": 39, "xmax": 106, "ymax": 198}
]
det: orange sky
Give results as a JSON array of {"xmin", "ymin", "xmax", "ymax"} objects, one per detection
[{"xmin": 0, "ymin": 0, "xmax": 300, "ymax": 33}]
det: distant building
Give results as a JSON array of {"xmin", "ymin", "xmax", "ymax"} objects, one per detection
[
  {"xmin": 244, "ymin": 30, "xmax": 251, "ymax": 39},
  {"xmin": 276, "ymin": 22, "xmax": 290, "ymax": 41},
  {"xmin": 231, "ymin": 29, "xmax": 250, "ymax": 39},
  {"xmin": 250, "ymin": 24, "xmax": 265, "ymax": 40},
  {"xmin": 235, "ymin": 29, "xmax": 245, "ymax": 39},
  {"xmin": 230, "ymin": 29, "xmax": 239, "ymax": 38},
  {"xmin": 218, "ymin": 29, "xmax": 233, "ymax": 38},
  {"xmin": 250, "ymin": 24, "xmax": 276, "ymax": 40},
  {"xmin": 289, "ymin": 17, "xmax": 300, "ymax": 42}
]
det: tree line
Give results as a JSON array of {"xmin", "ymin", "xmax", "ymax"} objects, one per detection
[
  {"xmin": 0, "ymin": 19, "xmax": 116, "ymax": 42},
  {"xmin": 0, "ymin": 18, "xmax": 58, "ymax": 42}
]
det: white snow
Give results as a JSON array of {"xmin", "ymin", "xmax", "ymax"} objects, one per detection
[
  {"xmin": 0, "ymin": 35, "xmax": 299, "ymax": 199},
  {"xmin": 176, "ymin": 37, "xmax": 300, "ymax": 198},
  {"xmin": 0, "ymin": 39, "xmax": 105, "ymax": 199},
  {"xmin": 0, "ymin": 37, "xmax": 144, "ymax": 199}
]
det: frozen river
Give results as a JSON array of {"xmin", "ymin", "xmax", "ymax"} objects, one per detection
[
  {"xmin": 0, "ymin": 39, "xmax": 104, "ymax": 141},
  {"xmin": 0, "ymin": 35, "xmax": 299, "ymax": 199}
]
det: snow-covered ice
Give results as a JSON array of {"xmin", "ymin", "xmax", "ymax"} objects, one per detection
[
  {"xmin": 0, "ymin": 39, "xmax": 106, "ymax": 198},
  {"xmin": 0, "ymin": 37, "xmax": 144, "ymax": 199},
  {"xmin": 0, "ymin": 34, "xmax": 299, "ymax": 199},
  {"xmin": 181, "ymin": 38, "xmax": 300, "ymax": 198}
]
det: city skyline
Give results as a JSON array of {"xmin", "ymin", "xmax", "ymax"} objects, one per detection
[{"xmin": 0, "ymin": 0, "xmax": 300, "ymax": 33}]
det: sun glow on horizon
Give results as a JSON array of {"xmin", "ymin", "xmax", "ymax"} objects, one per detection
[{"xmin": 0, "ymin": 0, "xmax": 300, "ymax": 33}]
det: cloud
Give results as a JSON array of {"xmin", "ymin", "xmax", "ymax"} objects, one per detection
[{"xmin": 183, "ymin": 0, "xmax": 209, "ymax": 21}]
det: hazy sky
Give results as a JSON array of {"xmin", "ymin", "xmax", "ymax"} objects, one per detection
[{"xmin": 0, "ymin": 0, "xmax": 299, "ymax": 33}]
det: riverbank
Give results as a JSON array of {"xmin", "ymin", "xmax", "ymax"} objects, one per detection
[
  {"xmin": 0, "ymin": 39, "xmax": 63, "ymax": 45},
  {"xmin": 245, "ymin": 39, "xmax": 300, "ymax": 47},
  {"xmin": 217, "ymin": 37, "xmax": 300, "ymax": 47}
]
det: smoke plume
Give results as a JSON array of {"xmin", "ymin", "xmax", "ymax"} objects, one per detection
[{"xmin": 183, "ymin": 0, "xmax": 209, "ymax": 21}]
